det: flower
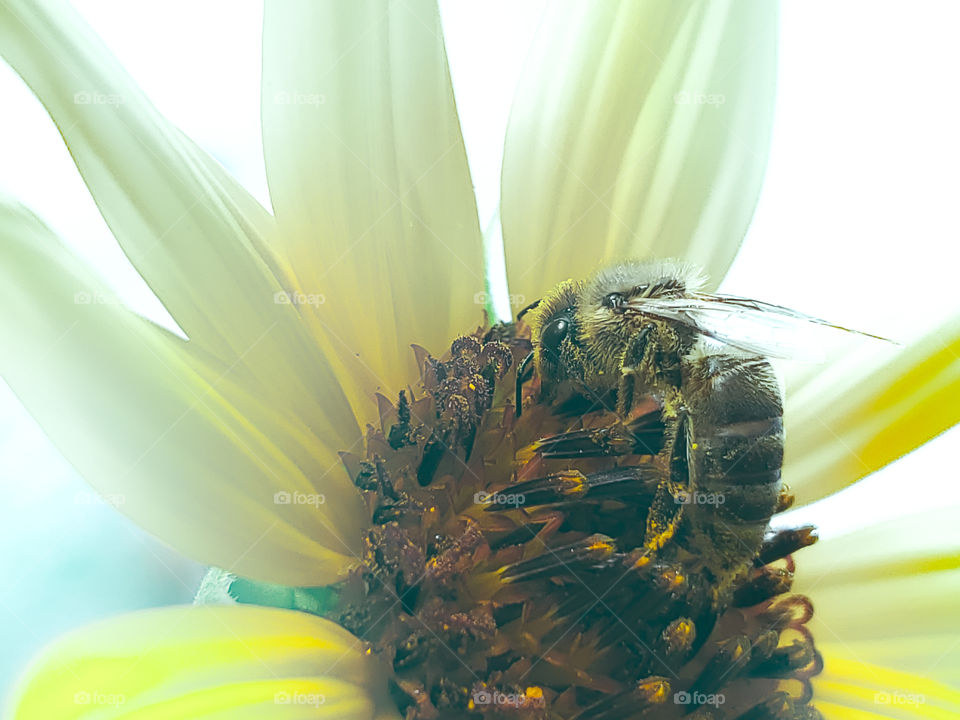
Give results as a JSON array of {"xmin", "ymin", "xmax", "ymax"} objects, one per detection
[{"xmin": 1, "ymin": 0, "xmax": 958, "ymax": 718}]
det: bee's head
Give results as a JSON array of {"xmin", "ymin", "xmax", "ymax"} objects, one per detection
[
  {"xmin": 527, "ymin": 279, "xmax": 583, "ymax": 387},
  {"xmin": 577, "ymin": 260, "xmax": 705, "ymax": 372},
  {"xmin": 518, "ymin": 261, "xmax": 705, "ymax": 411}
]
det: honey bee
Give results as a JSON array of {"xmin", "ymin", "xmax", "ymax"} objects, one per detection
[{"xmin": 507, "ymin": 259, "xmax": 886, "ymax": 669}]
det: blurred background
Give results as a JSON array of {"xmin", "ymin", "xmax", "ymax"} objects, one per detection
[{"xmin": 2, "ymin": 0, "xmax": 959, "ymax": 701}]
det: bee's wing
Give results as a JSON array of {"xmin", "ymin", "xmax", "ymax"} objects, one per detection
[{"xmin": 633, "ymin": 293, "xmax": 894, "ymax": 361}]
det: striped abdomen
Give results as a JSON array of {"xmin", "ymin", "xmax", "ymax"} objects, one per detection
[{"xmin": 677, "ymin": 352, "xmax": 784, "ymax": 581}]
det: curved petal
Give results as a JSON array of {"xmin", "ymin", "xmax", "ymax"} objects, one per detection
[
  {"xmin": 0, "ymin": 0, "xmax": 355, "ymax": 440},
  {"xmin": 7, "ymin": 605, "xmax": 394, "ymax": 719},
  {"xmin": 501, "ymin": 0, "xmax": 778, "ymax": 301},
  {"xmin": 261, "ymin": 0, "xmax": 485, "ymax": 426},
  {"xmin": 795, "ymin": 507, "xmax": 960, "ymax": 688},
  {"xmin": 0, "ymin": 200, "xmax": 366, "ymax": 586},
  {"xmin": 814, "ymin": 655, "xmax": 960, "ymax": 719},
  {"xmin": 784, "ymin": 317, "xmax": 960, "ymax": 503}
]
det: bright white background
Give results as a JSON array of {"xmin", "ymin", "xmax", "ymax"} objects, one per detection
[{"xmin": 1, "ymin": 0, "xmax": 959, "ymax": 698}]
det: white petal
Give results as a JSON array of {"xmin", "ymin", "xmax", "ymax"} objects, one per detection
[
  {"xmin": 0, "ymin": 200, "xmax": 365, "ymax": 586},
  {"xmin": 795, "ymin": 507, "xmax": 960, "ymax": 688},
  {"xmin": 261, "ymin": 0, "xmax": 485, "ymax": 425},
  {"xmin": 501, "ymin": 0, "xmax": 778, "ymax": 301},
  {"xmin": 0, "ymin": 0, "xmax": 357, "ymax": 442}
]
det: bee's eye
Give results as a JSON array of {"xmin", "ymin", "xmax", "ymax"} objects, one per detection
[
  {"xmin": 540, "ymin": 317, "xmax": 569, "ymax": 355},
  {"xmin": 602, "ymin": 292, "xmax": 626, "ymax": 310}
]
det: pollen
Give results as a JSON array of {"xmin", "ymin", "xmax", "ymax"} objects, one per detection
[{"xmin": 330, "ymin": 327, "xmax": 823, "ymax": 719}]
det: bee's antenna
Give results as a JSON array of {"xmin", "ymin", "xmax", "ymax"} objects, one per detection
[
  {"xmin": 516, "ymin": 299, "xmax": 541, "ymax": 322},
  {"xmin": 515, "ymin": 351, "xmax": 535, "ymax": 418}
]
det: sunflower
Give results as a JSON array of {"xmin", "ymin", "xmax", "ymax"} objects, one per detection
[{"xmin": 1, "ymin": 0, "xmax": 958, "ymax": 718}]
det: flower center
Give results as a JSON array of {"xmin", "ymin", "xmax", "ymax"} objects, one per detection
[{"xmin": 331, "ymin": 326, "xmax": 822, "ymax": 719}]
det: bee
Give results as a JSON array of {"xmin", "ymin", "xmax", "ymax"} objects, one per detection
[{"xmin": 506, "ymin": 259, "xmax": 886, "ymax": 670}]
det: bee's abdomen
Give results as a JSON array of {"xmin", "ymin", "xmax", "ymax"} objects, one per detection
[
  {"xmin": 698, "ymin": 414, "xmax": 783, "ymax": 513},
  {"xmin": 682, "ymin": 353, "xmax": 784, "ymax": 540}
]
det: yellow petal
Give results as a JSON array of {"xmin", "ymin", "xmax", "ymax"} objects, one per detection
[
  {"xmin": 0, "ymin": 0, "xmax": 354, "ymax": 442},
  {"xmin": 0, "ymin": 200, "xmax": 365, "ymax": 586},
  {"xmin": 7, "ymin": 605, "xmax": 392, "ymax": 719},
  {"xmin": 814, "ymin": 654, "xmax": 960, "ymax": 719},
  {"xmin": 784, "ymin": 316, "xmax": 960, "ymax": 503},
  {"xmin": 795, "ymin": 507, "xmax": 960, "ymax": 689},
  {"xmin": 261, "ymin": 0, "xmax": 485, "ymax": 426},
  {"xmin": 501, "ymin": 0, "xmax": 778, "ymax": 300}
]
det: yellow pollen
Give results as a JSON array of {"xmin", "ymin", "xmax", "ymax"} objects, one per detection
[
  {"xmin": 526, "ymin": 686, "xmax": 543, "ymax": 699},
  {"xmin": 638, "ymin": 678, "xmax": 669, "ymax": 703}
]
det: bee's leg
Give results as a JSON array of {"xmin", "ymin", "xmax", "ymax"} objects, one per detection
[
  {"xmin": 642, "ymin": 411, "xmax": 693, "ymax": 553},
  {"xmin": 618, "ymin": 322, "xmax": 688, "ymax": 420},
  {"xmin": 641, "ymin": 478, "xmax": 687, "ymax": 555},
  {"xmin": 615, "ymin": 324, "xmax": 654, "ymax": 419}
]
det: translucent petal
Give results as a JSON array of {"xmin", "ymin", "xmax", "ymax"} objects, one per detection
[
  {"xmin": 784, "ymin": 317, "xmax": 960, "ymax": 503},
  {"xmin": 0, "ymin": 0, "xmax": 356, "ymax": 440},
  {"xmin": 501, "ymin": 0, "xmax": 778, "ymax": 301},
  {"xmin": 7, "ymin": 605, "xmax": 389, "ymax": 719},
  {"xmin": 796, "ymin": 507, "xmax": 960, "ymax": 688},
  {"xmin": 814, "ymin": 654, "xmax": 960, "ymax": 719},
  {"xmin": 261, "ymin": 0, "xmax": 485, "ymax": 426},
  {"xmin": 0, "ymin": 200, "xmax": 365, "ymax": 586}
]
